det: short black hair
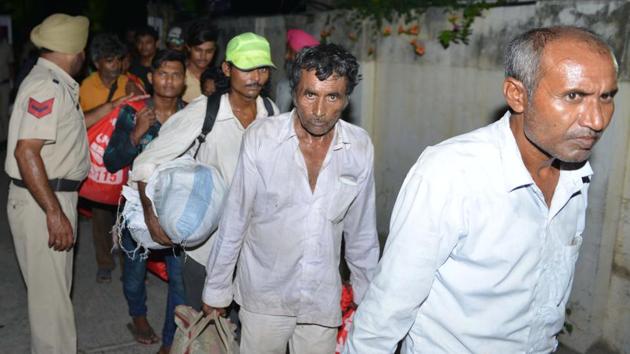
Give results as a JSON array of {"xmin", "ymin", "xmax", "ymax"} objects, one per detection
[
  {"xmin": 90, "ymin": 33, "xmax": 127, "ymax": 63},
  {"xmin": 186, "ymin": 22, "xmax": 218, "ymax": 47},
  {"xmin": 289, "ymin": 44, "xmax": 361, "ymax": 96},
  {"xmin": 200, "ymin": 66, "xmax": 229, "ymax": 93},
  {"xmin": 151, "ymin": 49, "xmax": 186, "ymax": 72},
  {"xmin": 135, "ymin": 26, "xmax": 159, "ymax": 41}
]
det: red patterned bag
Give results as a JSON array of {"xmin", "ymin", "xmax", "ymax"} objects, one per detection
[
  {"xmin": 79, "ymin": 100, "xmax": 146, "ymax": 205},
  {"xmin": 336, "ymin": 283, "xmax": 356, "ymax": 354},
  {"xmin": 147, "ymin": 257, "xmax": 169, "ymax": 282}
]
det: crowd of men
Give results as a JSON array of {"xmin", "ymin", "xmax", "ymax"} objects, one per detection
[{"xmin": 4, "ymin": 11, "xmax": 619, "ymax": 354}]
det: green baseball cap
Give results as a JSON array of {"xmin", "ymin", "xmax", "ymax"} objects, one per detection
[{"xmin": 226, "ymin": 32, "xmax": 276, "ymax": 70}]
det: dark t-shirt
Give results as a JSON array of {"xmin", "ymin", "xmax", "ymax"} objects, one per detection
[{"xmin": 128, "ymin": 59, "xmax": 152, "ymax": 94}]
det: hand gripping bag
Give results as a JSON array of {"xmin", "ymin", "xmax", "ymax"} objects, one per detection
[
  {"xmin": 121, "ymin": 155, "xmax": 228, "ymax": 252},
  {"xmin": 146, "ymin": 155, "xmax": 228, "ymax": 248},
  {"xmin": 171, "ymin": 305, "xmax": 239, "ymax": 354}
]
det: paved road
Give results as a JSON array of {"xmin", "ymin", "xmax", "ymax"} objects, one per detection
[{"xmin": 0, "ymin": 144, "xmax": 168, "ymax": 354}]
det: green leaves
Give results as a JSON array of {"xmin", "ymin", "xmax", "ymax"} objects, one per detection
[{"xmin": 335, "ymin": 0, "xmax": 504, "ymax": 51}]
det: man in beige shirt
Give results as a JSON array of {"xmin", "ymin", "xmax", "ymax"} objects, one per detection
[
  {"xmin": 4, "ymin": 14, "xmax": 89, "ymax": 354},
  {"xmin": 181, "ymin": 23, "xmax": 217, "ymax": 103},
  {"xmin": 130, "ymin": 32, "xmax": 278, "ymax": 311}
]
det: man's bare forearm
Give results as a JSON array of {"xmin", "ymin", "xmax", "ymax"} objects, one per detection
[
  {"xmin": 14, "ymin": 140, "xmax": 62, "ymax": 214},
  {"xmin": 138, "ymin": 181, "xmax": 173, "ymax": 245},
  {"xmin": 138, "ymin": 182, "xmax": 152, "ymax": 215},
  {"xmin": 84, "ymin": 102, "xmax": 114, "ymax": 128}
]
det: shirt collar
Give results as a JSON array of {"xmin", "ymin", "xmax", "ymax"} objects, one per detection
[
  {"xmin": 37, "ymin": 57, "xmax": 79, "ymax": 90},
  {"xmin": 497, "ymin": 111, "xmax": 593, "ymax": 192},
  {"xmin": 277, "ymin": 110, "xmax": 351, "ymax": 151},
  {"xmin": 216, "ymin": 93, "xmax": 271, "ymax": 123}
]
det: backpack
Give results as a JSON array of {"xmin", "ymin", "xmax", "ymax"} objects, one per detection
[{"xmin": 180, "ymin": 93, "xmax": 275, "ymax": 158}]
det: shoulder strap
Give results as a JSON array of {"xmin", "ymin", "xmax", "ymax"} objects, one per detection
[
  {"xmin": 262, "ymin": 96, "xmax": 274, "ymax": 116},
  {"xmin": 106, "ymin": 79, "xmax": 118, "ymax": 103},
  {"xmin": 178, "ymin": 93, "xmax": 222, "ymax": 159}
]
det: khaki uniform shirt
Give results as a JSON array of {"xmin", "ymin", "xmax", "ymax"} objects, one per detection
[{"xmin": 5, "ymin": 58, "xmax": 90, "ymax": 181}]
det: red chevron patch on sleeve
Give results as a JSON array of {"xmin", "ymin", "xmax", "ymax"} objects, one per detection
[{"xmin": 27, "ymin": 97, "xmax": 55, "ymax": 119}]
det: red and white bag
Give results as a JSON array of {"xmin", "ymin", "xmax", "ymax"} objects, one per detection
[
  {"xmin": 79, "ymin": 100, "xmax": 146, "ymax": 205},
  {"xmin": 336, "ymin": 284, "xmax": 356, "ymax": 354}
]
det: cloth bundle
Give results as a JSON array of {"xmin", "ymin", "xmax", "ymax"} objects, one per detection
[{"xmin": 121, "ymin": 156, "xmax": 227, "ymax": 253}]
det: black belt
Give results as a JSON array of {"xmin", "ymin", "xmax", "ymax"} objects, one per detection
[{"xmin": 11, "ymin": 178, "xmax": 82, "ymax": 192}]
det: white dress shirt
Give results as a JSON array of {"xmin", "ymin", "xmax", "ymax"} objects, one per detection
[
  {"xmin": 130, "ymin": 93, "xmax": 277, "ymax": 265},
  {"xmin": 345, "ymin": 112, "xmax": 592, "ymax": 354},
  {"xmin": 203, "ymin": 111, "xmax": 380, "ymax": 327}
]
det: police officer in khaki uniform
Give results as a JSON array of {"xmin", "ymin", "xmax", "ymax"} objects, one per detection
[{"xmin": 5, "ymin": 14, "xmax": 89, "ymax": 354}]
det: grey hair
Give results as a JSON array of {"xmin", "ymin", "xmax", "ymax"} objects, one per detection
[
  {"xmin": 89, "ymin": 33, "xmax": 127, "ymax": 63},
  {"xmin": 504, "ymin": 26, "xmax": 618, "ymax": 98}
]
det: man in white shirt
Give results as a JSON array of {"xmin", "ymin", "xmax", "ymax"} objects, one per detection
[
  {"xmin": 202, "ymin": 44, "xmax": 379, "ymax": 354},
  {"xmin": 346, "ymin": 26, "xmax": 618, "ymax": 354},
  {"xmin": 130, "ymin": 32, "xmax": 278, "ymax": 310}
]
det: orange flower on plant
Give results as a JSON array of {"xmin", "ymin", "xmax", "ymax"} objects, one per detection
[
  {"xmin": 408, "ymin": 24, "xmax": 419, "ymax": 35},
  {"xmin": 409, "ymin": 39, "xmax": 425, "ymax": 56},
  {"xmin": 383, "ymin": 26, "xmax": 391, "ymax": 36},
  {"xmin": 398, "ymin": 24, "xmax": 405, "ymax": 34},
  {"xmin": 414, "ymin": 44, "xmax": 426, "ymax": 56}
]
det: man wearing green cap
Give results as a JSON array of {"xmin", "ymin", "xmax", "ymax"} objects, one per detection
[
  {"xmin": 130, "ymin": 32, "xmax": 279, "ymax": 311},
  {"xmin": 5, "ymin": 13, "xmax": 89, "ymax": 354}
]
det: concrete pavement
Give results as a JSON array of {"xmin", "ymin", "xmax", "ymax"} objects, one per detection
[{"xmin": 0, "ymin": 144, "xmax": 169, "ymax": 354}]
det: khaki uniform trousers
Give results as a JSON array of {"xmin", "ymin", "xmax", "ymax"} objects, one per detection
[
  {"xmin": 239, "ymin": 307, "xmax": 337, "ymax": 354},
  {"xmin": 7, "ymin": 183, "xmax": 78, "ymax": 354}
]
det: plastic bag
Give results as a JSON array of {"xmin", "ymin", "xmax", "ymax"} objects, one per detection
[
  {"xmin": 79, "ymin": 100, "xmax": 146, "ymax": 205},
  {"xmin": 120, "ymin": 185, "xmax": 166, "ymax": 251},
  {"xmin": 170, "ymin": 305, "xmax": 239, "ymax": 354},
  {"xmin": 336, "ymin": 284, "xmax": 355, "ymax": 354},
  {"xmin": 146, "ymin": 155, "xmax": 227, "ymax": 248},
  {"xmin": 121, "ymin": 156, "xmax": 227, "ymax": 251}
]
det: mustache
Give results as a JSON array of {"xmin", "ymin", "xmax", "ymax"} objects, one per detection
[
  {"xmin": 245, "ymin": 82, "xmax": 263, "ymax": 88},
  {"xmin": 567, "ymin": 129, "xmax": 601, "ymax": 140}
]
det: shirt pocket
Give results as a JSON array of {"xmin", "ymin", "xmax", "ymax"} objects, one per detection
[
  {"xmin": 554, "ymin": 233, "xmax": 583, "ymax": 306},
  {"xmin": 326, "ymin": 175, "xmax": 360, "ymax": 224}
]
